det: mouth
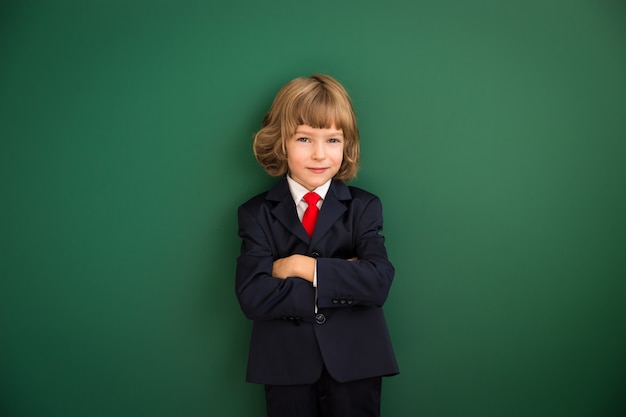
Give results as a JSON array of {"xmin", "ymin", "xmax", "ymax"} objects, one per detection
[{"xmin": 307, "ymin": 167, "xmax": 328, "ymax": 174}]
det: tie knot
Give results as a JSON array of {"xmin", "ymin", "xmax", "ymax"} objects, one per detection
[{"xmin": 303, "ymin": 192, "xmax": 321, "ymax": 207}]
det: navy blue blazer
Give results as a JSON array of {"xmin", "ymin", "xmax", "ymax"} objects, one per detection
[{"xmin": 236, "ymin": 177, "xmax": 399, "ymax": 385}]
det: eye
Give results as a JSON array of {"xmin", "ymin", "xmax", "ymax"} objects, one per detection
[
  {"xmin": 328, "ymin": 138, "xmax": 342, "ymax": 143},
  {"xmin": 296, "ymin": 137, "xmax": 310, "ymax": 142}
]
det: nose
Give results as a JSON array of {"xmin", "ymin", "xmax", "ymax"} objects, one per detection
[{"xmin": 311, "ymin": 142, "xmax": 326, "ymax": 160}]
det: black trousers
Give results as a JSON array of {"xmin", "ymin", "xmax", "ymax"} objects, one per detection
[{"xmin": 264, "ymin": 368, "xmax": 382, "ymax": 417}]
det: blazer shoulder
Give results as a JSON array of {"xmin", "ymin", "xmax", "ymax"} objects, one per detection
[
  {"xmin": 346, "ymin": 185, "xmax": 380, "ymax": 203},
  {"xmin": 238, "ymin": 178, "xmax": 289, "ymax": 212},
  {"xmin": 240, "ymin": 190, "xmax": 268, "ymax": 207}
]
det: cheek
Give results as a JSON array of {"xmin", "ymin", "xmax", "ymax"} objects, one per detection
[
  {"xmin": 285, "ymin": 157, "xmax": 295, "ymax": 171},
  {"xmin": 335, "ymin": 148, "xmax": 345, "ymax": 163},
  {"xmin": 286, "ymin": 151, "xmax": 303, "ymax": 169}
]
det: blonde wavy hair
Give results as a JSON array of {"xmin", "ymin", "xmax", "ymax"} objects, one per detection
[{"xmin": 253, "ymin": 74, "xmax": 360, "ymax": 181}]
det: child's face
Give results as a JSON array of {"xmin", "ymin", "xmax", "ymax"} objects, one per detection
[{"xmin": 286, "ymin": 124, "xmax": 344, "ymax": 191}]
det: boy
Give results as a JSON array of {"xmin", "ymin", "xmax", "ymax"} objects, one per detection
[{"xmin": 236, "ymin": 74, "xmax": 398, "ymax": 417}]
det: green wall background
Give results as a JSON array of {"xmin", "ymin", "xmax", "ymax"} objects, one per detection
[{"xmin": 2, "ymin": 1, "xmax": 625, "ymax": 416}]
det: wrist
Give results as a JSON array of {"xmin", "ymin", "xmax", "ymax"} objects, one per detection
[{"xmin": 299, "ymin": 256, "xmax": 315, "ymax": 283}]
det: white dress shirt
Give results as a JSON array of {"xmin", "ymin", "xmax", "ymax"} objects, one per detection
[{"xmin": 286, "ymin": 175, "xmax": 332, "ymax": 312}]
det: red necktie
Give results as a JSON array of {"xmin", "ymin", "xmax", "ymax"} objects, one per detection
[{"xmin": 302, "ymin": 192, "xmax": 321, "ymax": 237}]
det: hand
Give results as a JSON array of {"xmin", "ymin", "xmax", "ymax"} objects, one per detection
[{"xmin": 272, "ymin": 254, "xmax": 315, "ymax": 282}]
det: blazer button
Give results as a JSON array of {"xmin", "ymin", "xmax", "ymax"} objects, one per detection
[
  {"xmin": 315, "ymin": 313, "xmax": 326, "ymax": 325},
  {"xmin": 347, "ymin": 298, "xmax": 354, "ymax": 305},
  {"xmin": 332, "ymin": 297, "xmax": 339, "ymax": 304},
  {"xmin": 310, "ymin": 252, "xmax": 320, "ymax": 258},
  {"xmin": 340, "ymin": 297, "xmax": 346, "ymax": 305}
]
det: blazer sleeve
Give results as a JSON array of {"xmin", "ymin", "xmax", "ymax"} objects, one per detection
[
  {"xmin": 316, "ymin": 196, "xmax": 395, "ymax": 308},
  {"xmin": 235, "ymin": 203, "xmax": 315, "ymax": 320}
]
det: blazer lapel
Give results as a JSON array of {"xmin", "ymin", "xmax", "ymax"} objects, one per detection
[
  {"xmin": 268, "ymin": 178, "xmax": 311, "ymax": 244},
  {"xmin": 267, "ymin": 178, "xmax": 353, "ymax": 245},
  {"xmin": 311, "ymin": 180, "xmax": 351, "ymax": 245}
]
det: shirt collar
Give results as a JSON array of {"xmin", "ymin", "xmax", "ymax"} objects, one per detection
[{"xmin": 286, "ymin": 176, "xmax": 332, "ymax": 205}]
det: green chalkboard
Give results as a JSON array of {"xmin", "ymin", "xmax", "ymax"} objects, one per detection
[{"xmin": 1, "ymin": 1, "xmax": 625, "ymax": 416}]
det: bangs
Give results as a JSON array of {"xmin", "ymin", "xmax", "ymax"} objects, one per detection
[{"xmin": 290, "ymin": 88, "xmax": 353, "ymax": 132}]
